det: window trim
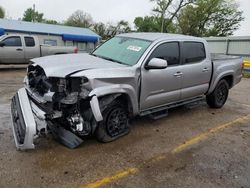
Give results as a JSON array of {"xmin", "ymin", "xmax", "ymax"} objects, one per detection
[
  {"xmin": 3, "ymin": 36, "xmax": 22, "ymax": 47},
  {"xmin": 181, "ymin": 41, "xmax": 206, "ymax": 65},
  {"xmin": 24, "ymin": 37, "xmax": 35, "ymax": 47},
  {"xmin": 145, "ymin": 41, "xmax": 181, "ymax": 67}
]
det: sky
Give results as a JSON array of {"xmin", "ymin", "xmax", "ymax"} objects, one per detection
[{"xmin": 0, "ymin": 0, "xmax": 249, "ymax": 36}]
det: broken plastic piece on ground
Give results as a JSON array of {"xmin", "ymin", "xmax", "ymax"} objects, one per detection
[{"xmin": 48, "ymin": 122, "xmax": 83, "ymax": 149}]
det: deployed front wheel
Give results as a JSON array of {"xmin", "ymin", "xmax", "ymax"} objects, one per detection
[
  {"xmin": 95, "ymin": 100, "xmax": 130, "ymax": 143},
  {"xmin": 206, "ymin": 79, "xmax": 229, "ymax": 108}
]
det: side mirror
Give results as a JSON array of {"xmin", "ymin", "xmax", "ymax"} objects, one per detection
[
  {"xmin": 0, "ymin": 42, "xmax": 5, "ymax": 47},
  {"xmin": 145, "ymin": 58, "xmax": 168, "ymax": 70}
]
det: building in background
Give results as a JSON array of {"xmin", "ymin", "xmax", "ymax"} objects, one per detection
[
  {"xmin": 0, "ymin": 19, "xmax": 100, "ymax": 52},
  {"xmin": 205, "ymin": 36, "xmax": 250, "ymax": 60}
]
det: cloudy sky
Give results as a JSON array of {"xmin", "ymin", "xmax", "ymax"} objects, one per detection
[{"xmin": 0, "ymin": 0, "xmax": 249, "ymax": 36}]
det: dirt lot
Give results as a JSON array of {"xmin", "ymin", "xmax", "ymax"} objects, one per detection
[{"xmin": 0, "ymin": 70, "xmax": 250, "ymax": 188}]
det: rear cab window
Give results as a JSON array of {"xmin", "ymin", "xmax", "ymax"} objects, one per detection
[
  {"xmin": 24, "ymin": 37, "xmax": 35, "ymax": 47},
  {"xmin": 182, "ymin": 42, "xmax": 206, "ymax": 64}
]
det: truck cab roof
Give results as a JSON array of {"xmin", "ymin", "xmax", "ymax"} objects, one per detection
[{"xmin": 118, "ymin": 32, "xmax": 204, "ymax": 42}]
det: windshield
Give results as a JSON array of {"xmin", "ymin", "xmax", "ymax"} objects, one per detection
[{"xmin": 92, "ymin": 37, "xmax": 151, "ymax": 66}]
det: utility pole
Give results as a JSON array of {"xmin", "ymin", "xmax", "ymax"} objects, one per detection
[{"xmin": 32, "ymin": 4, "xmax": 35, "ymax": 22}]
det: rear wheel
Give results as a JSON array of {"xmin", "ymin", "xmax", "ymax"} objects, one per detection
[
  {"xmin": 95, "ymin": 100, "xmax": 130, "ymax": 143},
  {"xmin": 206, "ymin": 79, "xmax": 229, "ymax": 108}
]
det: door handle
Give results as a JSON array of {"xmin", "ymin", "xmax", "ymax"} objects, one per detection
[
  {"xmin": 16, "ymin": 48, "xmax": 23, "ymax": 51},
  {"xmin": 202, "ymin": 67, "xmax": 209, "ymax": 72},
  {"xmin": 174, "ymin": 72, "xmax": 183, "ymax": 77}
]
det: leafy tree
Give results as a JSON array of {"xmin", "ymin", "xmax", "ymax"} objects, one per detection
[
  {"xmin": 177, "ymin": 0, "xmax": 244, "ymax": 36},
  {"xmin": 92, "ymin": 22, "xmax": 107, "ymax": 39},
  {"xmin": 22, "ymin": 8, "xmax": 44, "ymax": 22},
  {"xmin": 134, "ymin": 16, "xmax": 161, "ymax": 32},
  {"xmin": 93, "ymin": 20, "xmax": 131, "ymax": 39},
  {"xmin": 150, "ymin": 0, "xmax": 194, "ymax": 32},
  {"xmin": 0, "ymin": 6, "xmax": 5, "ymax": 18},
  {"xmin": 134, "ymin": 16, "xmax": 177, "ymax": 33},
  {"xmin": 105, "ymin": 20, "xmax": 131, "ymax": 38},
  {"xmin": 65, "ymin": 10, "xmax": 93, "ymax": 28},
  {"xmin": 44, "ymin": 19, "xmax": 58, "ymax": 25},
  {"xmin": 115, "ymin": 20, "xmax": 131, "ymax": 33}
]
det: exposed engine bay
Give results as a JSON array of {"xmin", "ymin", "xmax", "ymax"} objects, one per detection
[{"xmin": 23, "ymin": 64, "xmax": 101, "ymax": 148}]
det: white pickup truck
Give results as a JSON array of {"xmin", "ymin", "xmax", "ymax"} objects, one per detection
[{"xmin": 0, "ymin": 34, "xmax": 78, "ymax": 64}]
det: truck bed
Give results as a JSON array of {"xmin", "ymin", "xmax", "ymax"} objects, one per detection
[{"xmin": 211, "ymin": 53, "xmax": 242, "ymax": 61}]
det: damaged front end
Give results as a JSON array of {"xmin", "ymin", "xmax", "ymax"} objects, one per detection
[{"xmin": 10, "ymin": 64, "xmax": 103, "ymax": 150}]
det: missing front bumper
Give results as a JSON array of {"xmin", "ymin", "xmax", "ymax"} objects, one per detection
[{"xmin": 10, "ymin": 88, "xmax": 104, "ymax": 150}]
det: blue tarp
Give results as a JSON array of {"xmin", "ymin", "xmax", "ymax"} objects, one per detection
[
  {"xmin": 0, "ymin": 28, "xmax": 5, "ymax": 36},
  {"xmin": 62, "ymin": 34, "xmax": 99, "ymax": 42}
]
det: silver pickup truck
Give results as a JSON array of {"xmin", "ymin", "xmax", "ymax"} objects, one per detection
[
  {"xmin": 10, "ymin": 33, "xmax": 243, "ymax": 150},
  {"xmin": 0, "ymin": 34, "xmax": 78, "ymax": 64}
]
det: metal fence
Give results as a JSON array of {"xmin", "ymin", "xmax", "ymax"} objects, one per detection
[{"xmin": 204, "ymin": 36, "xmax": 250, "ymax": 60}]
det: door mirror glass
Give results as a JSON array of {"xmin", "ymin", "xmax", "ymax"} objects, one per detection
[
  {"xmin": 0, "ymin": 42, "xmax": 5, "ymax": 47},
  {"xmin": 145, "ymin": 58, "xmax": 168, "ymax": 69}
]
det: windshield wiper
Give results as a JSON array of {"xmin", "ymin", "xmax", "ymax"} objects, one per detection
[{"xmin": 95, "ymin": 55, "xmax": 126, "ymax": 65}]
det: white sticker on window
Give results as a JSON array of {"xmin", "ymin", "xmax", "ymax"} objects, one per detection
[{"xmin": 127, "ymin": 45, "xmax": 142, "ymax": 52}]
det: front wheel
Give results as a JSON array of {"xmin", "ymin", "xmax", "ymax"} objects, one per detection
[
  {"xmin": 206, "ymin": 79, "xmax": 229, "ymax": 108},
  {"xmin": 95, "ymin": 100, "xmax": 130, "ymax": 143}
]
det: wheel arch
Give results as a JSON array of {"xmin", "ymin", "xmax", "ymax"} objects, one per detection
[
  {"xmin": 89, "ymin": 85, "xmax": 139, "ymax": 116},
  {"xmin": 207, "ymin": 71, "xmax": 234, "ymax": 94}
]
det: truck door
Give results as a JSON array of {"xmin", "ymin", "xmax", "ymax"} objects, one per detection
[
  {"xmin": 23, "ymin": 36, "xmax": 40, "ymax": 61},
  {"xmin": 0, "ymin": 36, "xmax": 25, "ymax": 64},
  {"xmin": 140, "ymin": 42, "xmax": 182, "ymax": 111},
  {"xmin": 180, "ymin": 41, "xmax": 212, "ymax": 100}
]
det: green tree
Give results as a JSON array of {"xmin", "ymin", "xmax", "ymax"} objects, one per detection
[
  {"xmin": 0, "ymin": 6, "xmax": 5, "ymax": 18},
  {"xmin": 134, "ymin": 16, "xmax": 178, "ymax": 33},
  {"xmin": 150, "ymin": 0, "xmax": 194, "ymax": 32},
  {"xmin": 22, "ymin": 8, "xmax": 44, "ymax": 22},
  {"xmin": 92, "ymin": 22, "xmax": 107, "ymax": 39},
  {"xmin": 44, "ymin": 19, "xmax": 58, "ymax": 25},
  {"xmin": 177, "ymin": 0, "xmax": 244, "ymax": 36},
  {"xmin": 134, "ymin": 16, "xmax": 161, "ymax": 32},
  {"xmin": 65, "ymin": 10, "xmax": 93, "ymax": 28},
  {"xmin": 105, "ymin": 20, "xmax": 131, "ymax": 38}
]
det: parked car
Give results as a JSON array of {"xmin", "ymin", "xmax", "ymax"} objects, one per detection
[
  {"xmin": 10, "ymin": 32, "xmax": 243, "ymax": 150},
  {"xmin": 0, "ymin": 34, "xmax": 78, "ymax": 64}
]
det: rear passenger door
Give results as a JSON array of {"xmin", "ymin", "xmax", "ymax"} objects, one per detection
[
  {"xmin": 0, "ymin": 36, "xmax": 25, "ymax": 64},
  {"xmin": 180, "ymin": 41, "xmax": 212, "ymax": 100}
]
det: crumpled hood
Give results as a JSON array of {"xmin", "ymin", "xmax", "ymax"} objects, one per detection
[{"xmin": 31, "ymin": 53, "xmax": 127, "ymax": 77}]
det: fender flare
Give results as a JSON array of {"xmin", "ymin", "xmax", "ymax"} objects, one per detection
[
  {"xmin": 89, "ymin": 84, "xmax": 139, "ymax": 122},
  {"xmin": 207, "ymin": 71, "xmax": 234, "ymax": 94}
]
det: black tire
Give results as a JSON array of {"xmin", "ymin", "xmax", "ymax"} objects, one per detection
[
  {"xmin": 206, "ymin": 79, "xmax": 229, "ymax": 108},
  {"xmin": 95, "ymin": 100, "xmax": 130, "ymax": 143}
]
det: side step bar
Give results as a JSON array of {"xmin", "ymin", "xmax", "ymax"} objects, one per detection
[{"xmin": 140, "ymin": 96, "xmax": 204, "ymax": 117}]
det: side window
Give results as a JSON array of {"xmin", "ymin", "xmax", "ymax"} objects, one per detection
[
  {"xmin": 24, "ymin": 37, "xmax": 35, "ymax": 47},
  {"xmin": 65, "ymin": 40, "xmax": 74, "ymax": 47},
  {"xmin": 183, "ymin": 42, "xmax": 206, "ymax": 63},
  {"xmin": 149, "ymin": 42, "xmax": 180, "ymax": 66},
  {"xmin": 3, "ymin": 37, "xmax": 22, "ymax": 47},
  {"xmin": 44, "ymin": 39, "xmax": 57, "ymax": 46}
]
